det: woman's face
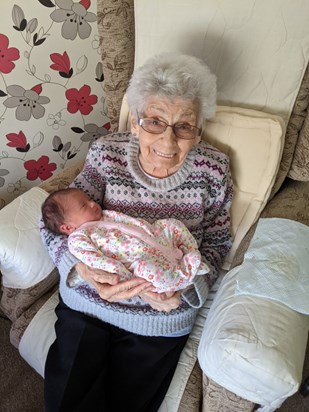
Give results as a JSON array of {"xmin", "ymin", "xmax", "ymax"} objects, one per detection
[{"xmin": 131, "ymin": 96, "xmax": 201, "ymax": 178}]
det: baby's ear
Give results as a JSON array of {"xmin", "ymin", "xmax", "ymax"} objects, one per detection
[{"xmin": 60, "ymin": 223, "xmax": 75, "ymax": 235}]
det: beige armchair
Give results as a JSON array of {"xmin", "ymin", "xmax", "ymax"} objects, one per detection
[
  {"xmin": 1, "ymin": 1, "xmax": 309, "ymax": 411},
  {"xmin": 98, "ymin": 5, "xmax": 309, "ymax": 409}
]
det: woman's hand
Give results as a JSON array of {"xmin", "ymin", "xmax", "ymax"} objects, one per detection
[
  {"xmin": 75, "ymin": 262, "xmax": 152, "ymax": 302},
  {"xmin": 140, "ymin": 290, "xmax": 182, "ymax": 312}
]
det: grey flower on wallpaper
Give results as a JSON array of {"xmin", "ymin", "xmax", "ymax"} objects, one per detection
[
  {"xmin": 3, "ymin": 85, "xmax": 50, "ymax": 121},
  {"xmin": 47, "ymin": 112, "xmax": 66, "ymax": 130},
  {"xmin": 81, "ymin": 123, "xmax": 109, "ymax": 142},
  {"xmin": 50, "ymin": 0, "xmax": 97, "ymax": 40}
]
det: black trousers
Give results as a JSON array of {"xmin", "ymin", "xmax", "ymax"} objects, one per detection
[{"xmin": 44, "ymin": 296, "xmax": 189, "ymax": 412}]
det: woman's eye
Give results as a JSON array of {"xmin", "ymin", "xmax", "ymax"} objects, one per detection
[
  {"xmin": 176, "ymin": 123, "xmax": 190, "ymax": 130},
  {"xmin": 151, "ymin": 119, "xmax": 161, "ymax": 126}
]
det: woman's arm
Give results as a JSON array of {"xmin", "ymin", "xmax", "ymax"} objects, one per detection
[
  {"xmin": 39, "ymin": 222, "xmax": 78, "ymax": 277},
  {"xmin": 182, "ymin": 157, "xmax": 233, "ymax": 308},
  {"xmin": 200, "ymin": 165, "xmax": 233, "ymax": 283}
]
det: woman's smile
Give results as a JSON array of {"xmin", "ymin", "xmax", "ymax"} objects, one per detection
[{"xmin": 153, "ymin": 149, "xmax": 176, "ymax": 159}]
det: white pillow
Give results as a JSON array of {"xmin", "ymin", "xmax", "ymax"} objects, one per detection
[
  {"xmin": 119, "ymin": 99, "xmax": 286, "ymax": 269},
  {"xmin": 205, "ymin": 107, "xmax": 285, "ymax": 268},
  {"xmin": 235, "ymin": 218, "xmax": 309, "ymax": 314},
  {"xmin": 198, "ymin": 221, "xmax": 309, "ymax": 410},
  {"xmin": 0, "ymin": 187, "xmax": 54, "ymax": 288}
]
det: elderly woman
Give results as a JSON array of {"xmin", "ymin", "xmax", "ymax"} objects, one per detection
[{"xmin": 41, "ymin": 52, "xmax": 233, "ymax": 412}]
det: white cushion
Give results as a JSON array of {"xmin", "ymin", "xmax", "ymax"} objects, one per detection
[
  {"xmin": 198, "ymin": 257, "xmax": 309, "ymax": 409},
  {"xmin": 206, "ymin": 106, "xmax": 285, "ymax": 268},
  {"xmin": 0, "ymin": 187, "xmax": 54, "ymax": 288},
  {"xmin": 235, "ymin": 218, "xmax": 309, "ymax": 314},
  {"xmin": 120, "ymin": 100, "xmax": 285, "ymax": 270}
]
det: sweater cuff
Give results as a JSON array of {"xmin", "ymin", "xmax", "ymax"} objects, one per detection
[{"xmin": 182, "ymin": 275, "xmax": 209, "ymax": 308}]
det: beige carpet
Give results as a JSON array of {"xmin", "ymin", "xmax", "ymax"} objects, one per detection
[{"xmin": 0, "ymin": 316, "xmax": 44, "ymax": 412}]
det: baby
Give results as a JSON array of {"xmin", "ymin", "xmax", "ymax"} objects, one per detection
[{"xmin": 41, "ymin": 188, "xmax": 209, "ymax": 293}]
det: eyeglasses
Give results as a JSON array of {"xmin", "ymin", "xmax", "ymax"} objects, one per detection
[{"xmin": 137, "ymin": 116, "xmax": 201, "ymax": 140}]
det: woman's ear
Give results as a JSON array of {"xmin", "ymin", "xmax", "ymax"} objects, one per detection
[
  {"xmin": 194, "ymin": 135, "xmax": 202, "ymax": 145},
  {"xmin": 130, "ymin": 114, "xmax": 139, "ymax": 136}
]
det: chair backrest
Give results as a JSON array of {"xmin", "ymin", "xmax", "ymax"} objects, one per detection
[{"xmin": 133, "ymin": 0, "xmax": 309, "ymax": 125}]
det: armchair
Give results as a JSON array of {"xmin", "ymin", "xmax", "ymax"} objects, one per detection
[{"xmin": 1, "ymin": 1, "xmax": 309, "ymax": 411}]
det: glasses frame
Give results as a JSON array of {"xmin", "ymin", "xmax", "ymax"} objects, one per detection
[{"xmin": 137, "ymin": 115, "xmax": 201, "ymax": 140}]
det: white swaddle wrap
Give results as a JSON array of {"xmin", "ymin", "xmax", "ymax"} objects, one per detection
[{"xmin": 235, "ymin": 218, "xmax": 309, "ymax": 314}]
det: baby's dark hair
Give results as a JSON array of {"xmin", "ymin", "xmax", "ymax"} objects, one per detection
[{"xmin": 42, "ymin": 187, "xmax": 79, "ymax": 234}]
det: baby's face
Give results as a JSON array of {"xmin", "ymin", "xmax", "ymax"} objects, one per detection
[{"xmin": 63, "ymin": 190, "xmax": 102, "ymax": 230}]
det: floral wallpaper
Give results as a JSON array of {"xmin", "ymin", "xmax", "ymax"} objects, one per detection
[{"xmin": 0, "ymin": 0, "xmax": 110, "ymax": 208}]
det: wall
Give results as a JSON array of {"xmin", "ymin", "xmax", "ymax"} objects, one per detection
[{"xmin": 0, "ymin": 0, "xmax": 109, "ymax": 208}]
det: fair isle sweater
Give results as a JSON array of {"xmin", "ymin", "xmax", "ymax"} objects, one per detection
[{"xmin": 41, "ymin": 132, "xmax": 233, "ymax": 337}]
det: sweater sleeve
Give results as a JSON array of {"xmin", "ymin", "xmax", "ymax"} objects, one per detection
[
  {"xmin": 182, "ymin": 156, "xmax": 233, "ymax": 308},
  {"xmin": 39, "ymin": 223, "xmax": 79, "ymax": 279}
]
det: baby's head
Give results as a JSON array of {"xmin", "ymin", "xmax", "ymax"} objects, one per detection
[{"xmin": 42, "ymin": 188, "xmax": 102, "ymax": 235}]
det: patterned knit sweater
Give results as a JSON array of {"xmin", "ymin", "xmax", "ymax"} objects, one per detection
[{"xmin": 41, "ymin": 132, "xmax": 233, "ymax": 337}]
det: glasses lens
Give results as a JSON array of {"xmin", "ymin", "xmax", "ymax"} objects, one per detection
[
  {"xmin": 140, "ymin": 118, "xmax": 166, "ymax": 134},
  {"xmin": 174, "ymin": 124, "xmax": 198, "ymax": 139},
  {"xmin": 139, "ymin": 117, "xmax": 199, "ymax": 139}
]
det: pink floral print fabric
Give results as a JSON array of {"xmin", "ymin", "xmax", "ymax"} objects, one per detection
[{"xmin": 68, "ymin": 210, "xmax": 209, "ymax": 293}]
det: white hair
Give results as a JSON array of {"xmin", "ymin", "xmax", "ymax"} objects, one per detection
[{"xmin": 126, "ymin": 52, "xmax": 217, "ymax": 126}]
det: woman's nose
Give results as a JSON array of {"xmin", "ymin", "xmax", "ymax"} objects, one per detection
[{"xmin": 163, "ymin": 125, "xmax": 177, "ymax": 142}]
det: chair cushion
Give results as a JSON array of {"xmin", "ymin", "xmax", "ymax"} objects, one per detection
[
  {"xmin": 0, "ymin": 187, "xmax": 53, "ymax": 289},
  {"xmin": 235, "ymin": 218, "xmax": 309, "ymax": 314},
  {"xmin": 205, "ymin": 106, "xmax": 285, "ymax": 268}
]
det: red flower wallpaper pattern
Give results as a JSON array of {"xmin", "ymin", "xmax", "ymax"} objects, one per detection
[
  {"xmin": 0, "ymin": 34, "xmax": 20, "ymax": 74},
  {"xmin": 66, "ymin": 84, "xmax": 98, "ymax": 115},
  {"xmin": 24, "ymin": 155, "xmax": 57, "ymax": 181}
]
